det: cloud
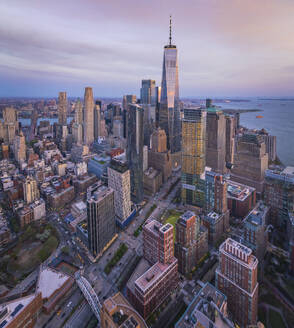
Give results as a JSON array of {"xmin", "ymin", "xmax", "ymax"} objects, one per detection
[{"xmin": 0, "ymin": 0, "xmax": 294, "ymax": 96}]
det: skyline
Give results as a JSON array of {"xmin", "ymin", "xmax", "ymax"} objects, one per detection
[{"xmin": 1, "ymin": 0, "xmax": 294, "ymax": 97}]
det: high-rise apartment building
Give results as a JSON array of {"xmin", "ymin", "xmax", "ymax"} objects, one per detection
[
  {"xmin": 175, "ymin": 211, "xmax": 208, "ymax": 275},
  {"xmin": 204, "ymin": 171, "xmax": 229, "ymax": 245},
  {"xmin": 126, "ymin": 104, "xmax": 144, "ymax": 203},
  {"xmin": 181, "ymin": 108, "xmax": 207, "ymax": 207},
  {"xmin": 140, "ymin": 79, "xmax": 156, "ymax": 105},
  {"xmin": 206, "ymin": 105, "xmax": 226, "ymax": 174},
  {"xmin": 58, "ymin": 92, "xmax": 67, "ymax": 126},
  {"xmin": 143, "ymin": 220, "xmax": 174, "ymax": 265},
  {"xmin": 231, "ymin": 134, "xmax": 268, "ymax": 194},
  {"xmin": 83, "ymin": 87, "xmax": 94, "ymax": 145},
  {"xmin": 216, "ymin": 238, "xmax": 259, "ymax": 327},
  {"xmin": 13, "ymin": 130, "xmax": 26, "ymax": 163},
  {"xmin": 107, "ymin": 158, "xmax": 132, "ymax": 224},
  {"xmin": 127, "ymin": 220, "xmax": 178, "ymax": 318},
  {"xmin": 159, "ymin": 18, "xmax": 181, "ymax": 155},
  {"xmin": 23, "ymin": 176, "xmax": 40, "ymax": 204},
  {"xmin": 87, "ymin": 184, "xmax": 116, "ymax": 258},
  {"xmin": 72, "ymin": 99, "xmax": 83, "ymax": 145}
]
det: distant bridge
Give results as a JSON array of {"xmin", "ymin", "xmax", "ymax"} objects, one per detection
[{"xmin": 75, "ymin": 272, "xmax": 102, "ymax": 323}]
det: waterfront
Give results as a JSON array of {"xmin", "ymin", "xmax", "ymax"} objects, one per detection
[{"xmin": 214, "ymin": 98, "xmax": 294, "ymax": 166}]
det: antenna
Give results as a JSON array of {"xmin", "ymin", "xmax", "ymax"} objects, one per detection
[{"xmin": 169, "ymin": 15, "xmax": 172, "ymax": 46}]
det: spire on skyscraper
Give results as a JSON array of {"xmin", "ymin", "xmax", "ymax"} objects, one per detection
[{"xmin": 169, "ymin": 15, "xmax": 172, "ymax": 46}]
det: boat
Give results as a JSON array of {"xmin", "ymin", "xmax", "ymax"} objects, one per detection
[{"xmin": 256, "ymin": 115, "xmax": 263, "ymax": 118}]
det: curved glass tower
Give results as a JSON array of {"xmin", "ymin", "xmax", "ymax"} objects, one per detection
[{"xmin": 159, "ymin": 17, "xmax": 181, "ymax": 154}]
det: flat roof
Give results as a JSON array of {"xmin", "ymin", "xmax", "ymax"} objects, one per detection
[
  {"xmin": 103, "ymin": 292, "xmax": 148, "ymax": 328},
  {"xmin": 135, "ymin": 258, "xmax": 177, "ymax": 293},
  {"xmin": 0, "ymin": 294, "xmax": 36, "ymax": 327},
  {"xmin": 37, "ymin": 266, "xmax": 70, "ymax": 299},
  {"xmin": 244, "ymin": 202, "xmax": 268, "ymax": 227},
  {"xmin": 226, "ymin": 179, "xmax": 255, "ymax": 201},
  {"xmin": 127, "ymin": 258, "xmax": 151, "ymax": 296}
]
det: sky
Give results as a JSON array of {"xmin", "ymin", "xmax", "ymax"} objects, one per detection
[{"xmin": 1, "ymin": 0, "xmax": 294, "ymax": 98}]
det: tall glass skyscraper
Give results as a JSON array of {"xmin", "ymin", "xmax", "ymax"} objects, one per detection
[
  {"xmin": 159, "ymin": 17, "xmax": 181, "ymax": 154},
  {"xmin": 126, "ymin": 104, "xmax": 144, "ymax": 203},
  {"xmin": 181, "ymin": 108, "xmax": 207, "ymax": 207}
]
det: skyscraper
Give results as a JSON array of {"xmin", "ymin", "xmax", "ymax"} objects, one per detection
[
  {"xmin": 231, "ymin": 134, "xmax": 268, "ymax": 194},
  {"xmin": 225, "ymin": 115, "xmax": 235, "ymax": 166},
  {"xmin": 181, "ymin": 108, "xmax": 207, "ymax": 207},
  {"xmin": 94, "ymin": 100, "xmax": 101, "ymax": 140},
  {"xmin": 107, "ymin": 158, "xmax": 132, "ymax": 224},
  {"xmin": 58, "ymin": 92, "xmax": 67, "ymax": 126},
  {"xmin": 0, "ymin": 107, "xmax": 19, "ymax": 144},
  {"xmin": 159, "ymin": 17, "xmax": 181, "ymax": 155},
  {"xmin": 123, "ymin": 94, "xmax": 137, "ymax": 139},
  {"xmin": 140, "ymin": 79, "xmax": 156, "ymax": 105},
  {"xmin": 216, "ymin": 238, "xmax": 259, "ymax": 327},
  {"xmin": 13, "ymin": 130, "xmax": 26, "ymax": 164},
  {"xmin": 87, "ymin": 184, "xmax": 116, "ymax": 258},
  {"xmin": 204, "ymin": 171, "xmax": 230, "ymax": 245},
  {"xmin": 175, "ymin": 211, "xmax": 208, "ymax": 275},
  {"xmin": 23, "ymin": 176, "xmax": 40, "ymax": 204},
  {"xmin": 148, "ymin": 128, "xmax": 172, "ymax": 182},
  {"xmin": 126, "ymin": 219, "xmax": 178, "ymax": 318},
  {"xmin": 206, "ymin": 104, "xmax": 226, "ymax": 174},
  {"xmin": 72, "ymin": 99, "xmax": 83, "ymax": 145},
  {"xmin": 126, "ymin": 104, "xmax": 144, "ymax": 203},
  {"xmin": 83, "ymin": 87, "xmax": 94, "ymax": 145}
]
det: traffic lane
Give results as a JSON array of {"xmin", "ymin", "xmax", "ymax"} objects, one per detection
[
  {"xmin": 65, "ymin": 302, "xmax": 93, "ymax": 328},
  {"xmin": 45, "ymin": 288, "xmax": 83, "ymax": 328}
]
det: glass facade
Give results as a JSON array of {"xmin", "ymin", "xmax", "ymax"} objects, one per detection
[
  {"xmin": 181, "ymin": 108, "xmax": 206, "ymax": 207},
  {"xmin": 159, "ymin": 45, "xmax": 181, "ymax": 153}
]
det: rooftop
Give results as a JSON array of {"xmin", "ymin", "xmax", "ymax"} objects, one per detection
[
  {"xmin": 221, "ymin": 238, "xmax": 258, "ymax": 268},
  {"xmin": 37, "ymin": 266, "xmax": 71, "ymax": 299},
  {"xmin": 144, "ymin": 167, "xmax": 161, "ymax": 179},
  {"xmin": 135, "ymin": 258, "xmax": 177, "ymax": 293},
  {"xmin": 103, "ymin": 292, "xmax": 148, "ymax": 328},
  {"xmin": 144, "ymin": 219, "xmax": 173, "ymax": 236},
  {"xmin": 0, "ymin": 294, "xmax": 37, "ymax": 327},
  {"xmin": 226, "ymin": 180, "xmax": 255, "ymax": 201},
  {"xmin": 175, "ymin": 282, "xmax": 233, "ymax": 328},
  {"xmin": 244, "ymin": 202, "xmax": 268, "ymax": 227},
  {"xmin": 265, "ymin": 166, "xmax": 294, "ymax": 184},
  {"xmin": 126, "ymin": 258, "xmax": 151, "ymax": 296},
  {"xmin": 87, "ymin": 185, "xmax": 113, "ymax": 203}
]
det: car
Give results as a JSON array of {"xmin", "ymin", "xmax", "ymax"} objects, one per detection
[{"xmin": 67, "ymin": 301, "xmax": 72, "ymax": 308}]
